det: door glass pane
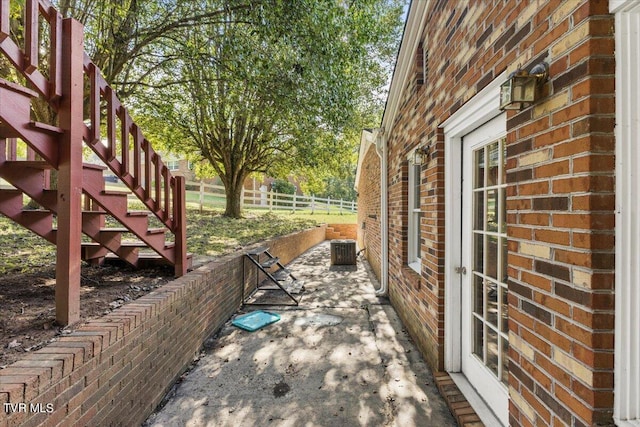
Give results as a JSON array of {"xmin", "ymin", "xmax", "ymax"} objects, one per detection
[
  {"xmin": 487, "ymin": 142, "xmax": 499, "ymax": 187},
  {"xmin": 474, "ymin": 191, "xmax": 484, "ymax": 230},
  {"xmin": 487, "ymin": 280, "xmax": 498, "ymax": 327},
  {"xmin": 487, "ymin": 326, "xmax": 499, "ymax": 376},
  {"xmin": 473, "ymin": 274, "xmax": 484, "ymax": 315},
  {"xmin": 474, "ymin": 147, "xmax": 485, "ymax": 189},
  {"xmin": 473, "ymin": 317, "xmax": 484, "ymax": 358},
  {"xmin": 487, "ymin": 189, "xmax": 498, "ymax": 232},
  {"xmin": 474, "ymin": 233, "xmax": 484, "ymax": 273},
  {"xmin": 487, "ymin": 235, "xmax": 498, "ymax": 280}
]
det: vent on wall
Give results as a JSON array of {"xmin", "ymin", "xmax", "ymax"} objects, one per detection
[
  {"xmin": 415, "ymin": 41, "xmax": 428, "ymax": 86},
  {"xmin": 416, "ymin": 42, "xmax": 425, "ymax": 85}
]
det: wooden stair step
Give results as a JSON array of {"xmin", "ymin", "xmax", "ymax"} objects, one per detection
[
  {"xmin": 0, "ymin": 79, "xmax": 38, "ymax": 98},
  {"xmin": 30, "ymin": 121, "xmax": 63, "ymax": 135},
  {"xmin": 20, "ymin": 209, "xmax": 54, "ymax": 219},
  {"xmin": 98, "ymin": 227, "xmax": 166, "ymax": 235},
  {"xmin": 81, "ymin": 242, "xmax": 109, "ymax": 259},
  {"xmin": 3, "ymin": 160, "xmax": 54, "ymax": 170},
  {"xmin": 0, "ymin": 80, "xmax": 59, "ymax": 166},
  {"xmin": 0, "ymin": 188, "xmax": 23, "ymax": 204},
  {"xmin": 83, "ymin": 163, "xmax": 108, "ymax": 171},
  {"xmin": 147, "ymin": 228, "xmax": 167, "ymax": 235},
  {"xmin": 127, "ymin": 211, "xmax": 150, "ymax": 217},
  {"xmin": 102, "ymin": 190, "xmax": 130, "ymax": 196},
  {"xmin": 0, "ymin": 123, "xmax": 20, "ymax": 139},
  {"xmin": 104, "ymin": 252, "xmax": 193, "ymax": 269}
]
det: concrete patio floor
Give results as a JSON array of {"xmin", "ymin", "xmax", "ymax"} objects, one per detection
[{"xmin": 144, "ymin": 241, "xmax": 456, "ymax": 427}]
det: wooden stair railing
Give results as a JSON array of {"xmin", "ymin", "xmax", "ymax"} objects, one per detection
[{"xmin": 0, "ymin": 0, "xmax": 188, "ymax": 325}]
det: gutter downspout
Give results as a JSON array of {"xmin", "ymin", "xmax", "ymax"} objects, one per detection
[{"xmin": 374, "ymin": 128, "xmax": 389, "ymax": 297}]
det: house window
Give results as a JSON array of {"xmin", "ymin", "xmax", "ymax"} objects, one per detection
[
  {"xmin": 166, "ymin": 160, "xmax": 180, "ymax": 171},
  {"xmin": 408, "ymin": 160, "xmax": 422, "ymax": 272}
]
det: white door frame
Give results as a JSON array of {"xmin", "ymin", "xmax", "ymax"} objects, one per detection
[
  {"xmin": 442, "ymin": 70, "xmax": 507, "ymax": 426},
  {"xmin": 611, "ymin": 0, "xmax": 640, "ymax": 424}
]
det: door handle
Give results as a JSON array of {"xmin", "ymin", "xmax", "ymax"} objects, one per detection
[{"xmin": 455, "ymin": 266, "xmax": 467, "ymax": 275}]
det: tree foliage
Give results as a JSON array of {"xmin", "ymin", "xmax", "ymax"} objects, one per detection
[
  {"xmin": 55, "ymin": 0, "xmax": 252, "ymax": 98},
  {"xmin": 52, "ymin": 0, "xmax": 404, "ymax": 218},
  {"xmin": 142, "ymin": 0, "xmax": 404, "ymax": 217}
]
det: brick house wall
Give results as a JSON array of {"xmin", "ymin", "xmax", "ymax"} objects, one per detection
[
  {"xmin": 361, "ymin": 0, "xmax": 617, "ymax": 425},
  {"xmin": 0, "ymin": 226, "xmax": 326, "ymax": 427},
  {"xmin": 356, "ymin": 144, "xmax": 382, "ymax": 280}
]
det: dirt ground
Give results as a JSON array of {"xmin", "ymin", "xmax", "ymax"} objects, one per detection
[{"xmin": 0, "ymin": 263, "xmax": 173, "ymax": 367}]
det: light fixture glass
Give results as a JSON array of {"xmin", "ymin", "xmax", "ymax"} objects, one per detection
[
  {"xmin": 413, "ymin": 145, "xmax": 429, "ymax": 165},
  {"xmin": 499, "ymin": 63, "xmax": 548, "ymax": 111}
]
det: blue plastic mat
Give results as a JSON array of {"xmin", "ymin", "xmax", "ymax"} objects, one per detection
[{"xmin": 232, "ymin": 310, "xmax": 281, "ymax": 332}]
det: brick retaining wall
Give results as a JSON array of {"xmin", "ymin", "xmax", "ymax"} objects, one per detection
[
  {"xmin": 0, "ymin": 225, "xmax": 326, "ymax": 427},
  {"xmin": 324, "ymin": 223, "xmax": 357, "ymax": 240}
]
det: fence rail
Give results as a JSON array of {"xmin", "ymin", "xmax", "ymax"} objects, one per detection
[
  {"xmin": 104, "ymin": 179, "xmax": 358, "ymax": 214},
  {"xmin": 1, "ymin": 176, "xmax": 358, "ymax": 214}
]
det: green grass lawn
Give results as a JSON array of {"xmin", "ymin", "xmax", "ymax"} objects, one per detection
[{"xmin": 0, "ymin": 208, "xmax": 355, "ymax": 274}]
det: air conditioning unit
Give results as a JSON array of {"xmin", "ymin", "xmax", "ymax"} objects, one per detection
[{"xmin": 330, "ymin": 239, "xmax": 356, "ymax": 265}]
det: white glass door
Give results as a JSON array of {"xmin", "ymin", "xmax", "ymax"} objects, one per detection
[{"xmin": 461, "ymin": 114, "xmax": 508, "ymax": 425}]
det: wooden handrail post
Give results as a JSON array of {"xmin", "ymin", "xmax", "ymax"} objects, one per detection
[
  {"xmin": 55, "ymin": 17, "xmax": 84, "ymax": 326},
  {"xmin": 0, "ymin": 0, "xmax": 9, "ymax": 42},
  {"xmin": 174, "ymin": 176, "xmax": 187, "ymax": 277}
]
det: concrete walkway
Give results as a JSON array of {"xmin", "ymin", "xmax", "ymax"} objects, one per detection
[{"xmin": 144, "ymin": 242, "xmax": 456, "ymax": 427}]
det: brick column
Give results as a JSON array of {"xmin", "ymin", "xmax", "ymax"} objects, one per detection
[{"xmin": 505, "ymin": 6, "xmax": 615, "ymax": 426}]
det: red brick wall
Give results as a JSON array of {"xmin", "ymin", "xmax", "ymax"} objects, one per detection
[
  {"xmin": 0, "ymin": 226, "xmax": 326, "ymax": 427},
  {"xmin": 325, "ymin": 224, "xmax": 357, "ymax": 240},
  {"xmin": 384, "ymin": 1, "xmax": 615, "ymax": 425},
  {"xmin": 356, "ymin": 145, "xmax": 382, "ymax": 279}
]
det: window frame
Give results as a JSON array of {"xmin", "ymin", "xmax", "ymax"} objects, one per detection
[{"xmin": 407, "ymin": 159, "xmax": 422, "ymax": 273}]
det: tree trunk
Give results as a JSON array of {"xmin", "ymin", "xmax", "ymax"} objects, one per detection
[{"xmin": 224, "ymin": 175, "xmax": 244, "ymax": 218}]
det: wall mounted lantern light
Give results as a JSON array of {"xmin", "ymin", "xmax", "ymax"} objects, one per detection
[
  {"xmin": 413, "ymin": 144, "xmax": 430, "ymax": 165},
  {"xmin": 499, "ymin": 62, "xmax": 549, "ymax": 110}
]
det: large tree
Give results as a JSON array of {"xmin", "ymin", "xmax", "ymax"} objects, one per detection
[
  {"xmin": 142, "ymin": 0, "xmax": 404, "ymax": 217},
  {"xmin": 55, "ymin": 0, "xmax": 252, "ymax": 98}
]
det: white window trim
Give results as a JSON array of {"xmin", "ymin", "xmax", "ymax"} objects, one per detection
[
  {"xmin": 442, "ymin": 70, "xmax": 507, "ymax": 426},
  {"xmin": 408, "ymin": 158, "xmax": 421, "ymax": 273},
  {"xmin": 166, "ymin": 160, "xmax": 180, "ymax": 171},
  {"xmin": 611, "ymin": 1, "xmax": 640, "ymax": 424}
]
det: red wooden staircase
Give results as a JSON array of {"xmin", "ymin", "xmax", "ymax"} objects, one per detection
[{"xmin": 0, "ymin": 1, "xmax": 188, "ymax": 325}]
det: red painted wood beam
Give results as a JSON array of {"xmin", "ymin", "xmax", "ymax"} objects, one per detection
[
  {"xmin": 174, "ymin": 176, "xmax": 187, "ymax": 277},
  {"xmin": 55, "ymin": 17, "xmax": 84, "ymax": 326},
  {"xmin": 48, "ymin": 5, "xmax": 63, "ymax": 100},
  {"xmin": 0, "ymin": 0, "xmax": 9, "ymax": 42},
  {"xmin": 24, "ymin": 0, "xmax": 39, "ymax": 74}
]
